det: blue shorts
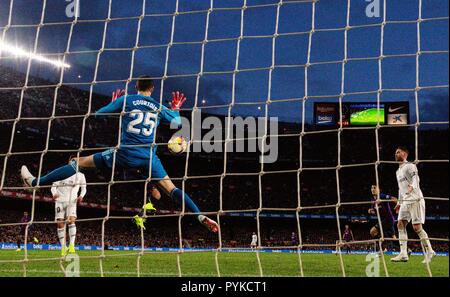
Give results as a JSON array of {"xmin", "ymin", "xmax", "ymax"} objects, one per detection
[{"xmin": 93, "ymin": 148, "xmax": 168, "ymax": 179}]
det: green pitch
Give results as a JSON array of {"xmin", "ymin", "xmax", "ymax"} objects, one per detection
[
  {"xmin": 350, "ymin": 108, "xmax": 385, "ymax": 125},
  {"xmin": 0, "ymin": 250, "xmax": 447, "ymax": 277}
]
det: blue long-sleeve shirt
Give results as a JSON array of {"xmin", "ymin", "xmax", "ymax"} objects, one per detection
[{"xmin": 96, "ymin": 94, "xmax": 181, "ymax": 158}]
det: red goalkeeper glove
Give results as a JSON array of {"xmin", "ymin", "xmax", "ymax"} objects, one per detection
[
  {"xmin": 112, "ymin": 89, "xmax": 125, "ymax": 102},
  {"xmin": 170, "ymin": 91, "xmax": 186, "ymax": 110}
]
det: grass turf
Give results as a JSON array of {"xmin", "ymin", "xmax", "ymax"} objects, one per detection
[{"xmin": 0, "ymin": 250, "xmax": 447, "ymax": 277}]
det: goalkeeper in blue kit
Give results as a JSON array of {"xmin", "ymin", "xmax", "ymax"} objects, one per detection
[{"xmin": 20, "ymin": 75, "xmax": 219, "ymax": 233}]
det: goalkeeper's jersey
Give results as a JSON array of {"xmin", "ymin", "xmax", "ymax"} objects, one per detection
[
  {"xmin": 396, "ymin": 162, "xmax": 423, "ymax": 204},
  {"xmin": 96, "ymin": 94, "xmax": 181, "ymax": 159},
  {"xmin": 51, "ymin": 172, "xmax": 86, "ymax": 203}
]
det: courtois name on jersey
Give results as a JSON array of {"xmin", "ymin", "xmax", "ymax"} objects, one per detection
[
  {"xmin": 396, "ymin": 162, "xmax": 423, "ymax": 204},
  {"xmin": 96, "ymin": 94, "xmax": 181, "ymax": 159}
]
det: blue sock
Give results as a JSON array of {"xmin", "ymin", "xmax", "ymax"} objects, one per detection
[
  {"xmin": 31, "ymin": 161, "xmax": 78, "ymax": 186},
  {"xmin": 170, "ymin": 188, "xmax": 201, "ymax": 216}
]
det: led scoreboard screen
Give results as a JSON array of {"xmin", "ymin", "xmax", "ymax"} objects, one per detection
[{"xmin": 314, "ymin": 102, "xmax": 409, "ymax": 127}]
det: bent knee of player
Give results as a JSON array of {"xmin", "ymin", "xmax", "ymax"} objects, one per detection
[
  {"xmin": 151, "ymin": 187, "xmax": 161, "ymax": 200},
  {"xmin": 412, "ymin": 224, "xmax": 422, "ymax": 233},
  {"xmin": 56, "ymin": 220, "xmax": 65, "ymax": 228},
  {"xmin": 68, "ymin": 217, "xmax": 76, "ymax": 224},
  {"xmin": 370, "ymin": 228, "xmax": 378, "ymax": 238},
  {"xmin": 397, "ymin": 220, "xmax": 406, "ymax": 230}
]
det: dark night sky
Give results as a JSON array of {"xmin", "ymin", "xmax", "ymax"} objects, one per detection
[{"xmin": 0, "ymin": 0, "xmax": 448, "ymax": 124}]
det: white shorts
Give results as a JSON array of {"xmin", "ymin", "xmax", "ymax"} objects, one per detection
[
  {"xmin": 55, "ymin": 201, "xmax": 77, "ymax": 220},
  {"xmin": 251, "ymin": 241, "xmax": 257, "ymax": 246},
  {"xmin": 398, "ymin": 199, "xmax": 425, "ymax": 225}
]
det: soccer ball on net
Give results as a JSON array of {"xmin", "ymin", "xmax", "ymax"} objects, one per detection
[{"xmin": 168, "ymin": 135, "xmax": 188, "ymax": 154}]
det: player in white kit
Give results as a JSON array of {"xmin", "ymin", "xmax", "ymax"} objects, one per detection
[
  {"xmin": 51, "ymin": 158, "xmax": 87, "ymax": 256},
  {"xmin": 250, "ymin": 232, "xmax": 257, "ymax": 250},
  {"xmin": 391, "ymin": 147, "xmax": 435, "ymax": 263}
]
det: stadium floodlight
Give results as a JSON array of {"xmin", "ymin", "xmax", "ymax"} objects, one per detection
[{"xmin": 0, "ymin": 41, "xmax": 70, "ymax": 69}]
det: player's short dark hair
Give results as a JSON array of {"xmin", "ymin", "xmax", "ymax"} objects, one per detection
[
  {"xmin": 136, "ymin": 75, "xmax": 154, "ymax": 92},
  {"xmin": 397, "ymin": 146, "xmax": 409, "ymax": 154}
]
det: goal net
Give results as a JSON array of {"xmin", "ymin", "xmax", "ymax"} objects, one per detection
[{"xmin": 0, "ymin": 0, "xmax": 448, "ymax": 277}]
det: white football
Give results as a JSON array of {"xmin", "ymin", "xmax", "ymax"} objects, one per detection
[{"xmin": 168, "ymin": 135, "xmax": 188, "ymax": 154}]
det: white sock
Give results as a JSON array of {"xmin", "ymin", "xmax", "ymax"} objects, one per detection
[
  {"xmin": 68, "ymin": 224, "xmax": 76, "ymax": 246},
  {"xmin": 398, "ymin": 229, "xmax": 408, "ymax": 256},
  {"xmin": 57, "ymin": 227, "xmax": 66, "ymax": 247},
  {"xmin": 416, "ymin": 228, "xmax": 433, "ymax": 254}
]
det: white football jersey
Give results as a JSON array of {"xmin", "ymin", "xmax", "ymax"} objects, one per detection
[
  {"xmin": 251, "ymin": 234, "xmax": 257, "ymax": 243},
  {"xmin": 51, "ymin": 172, "xmax": 87, "ymax": 203},
  {"xmin": 396, "ymin": 162, "xmax": 423, "ymax": 204}
]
